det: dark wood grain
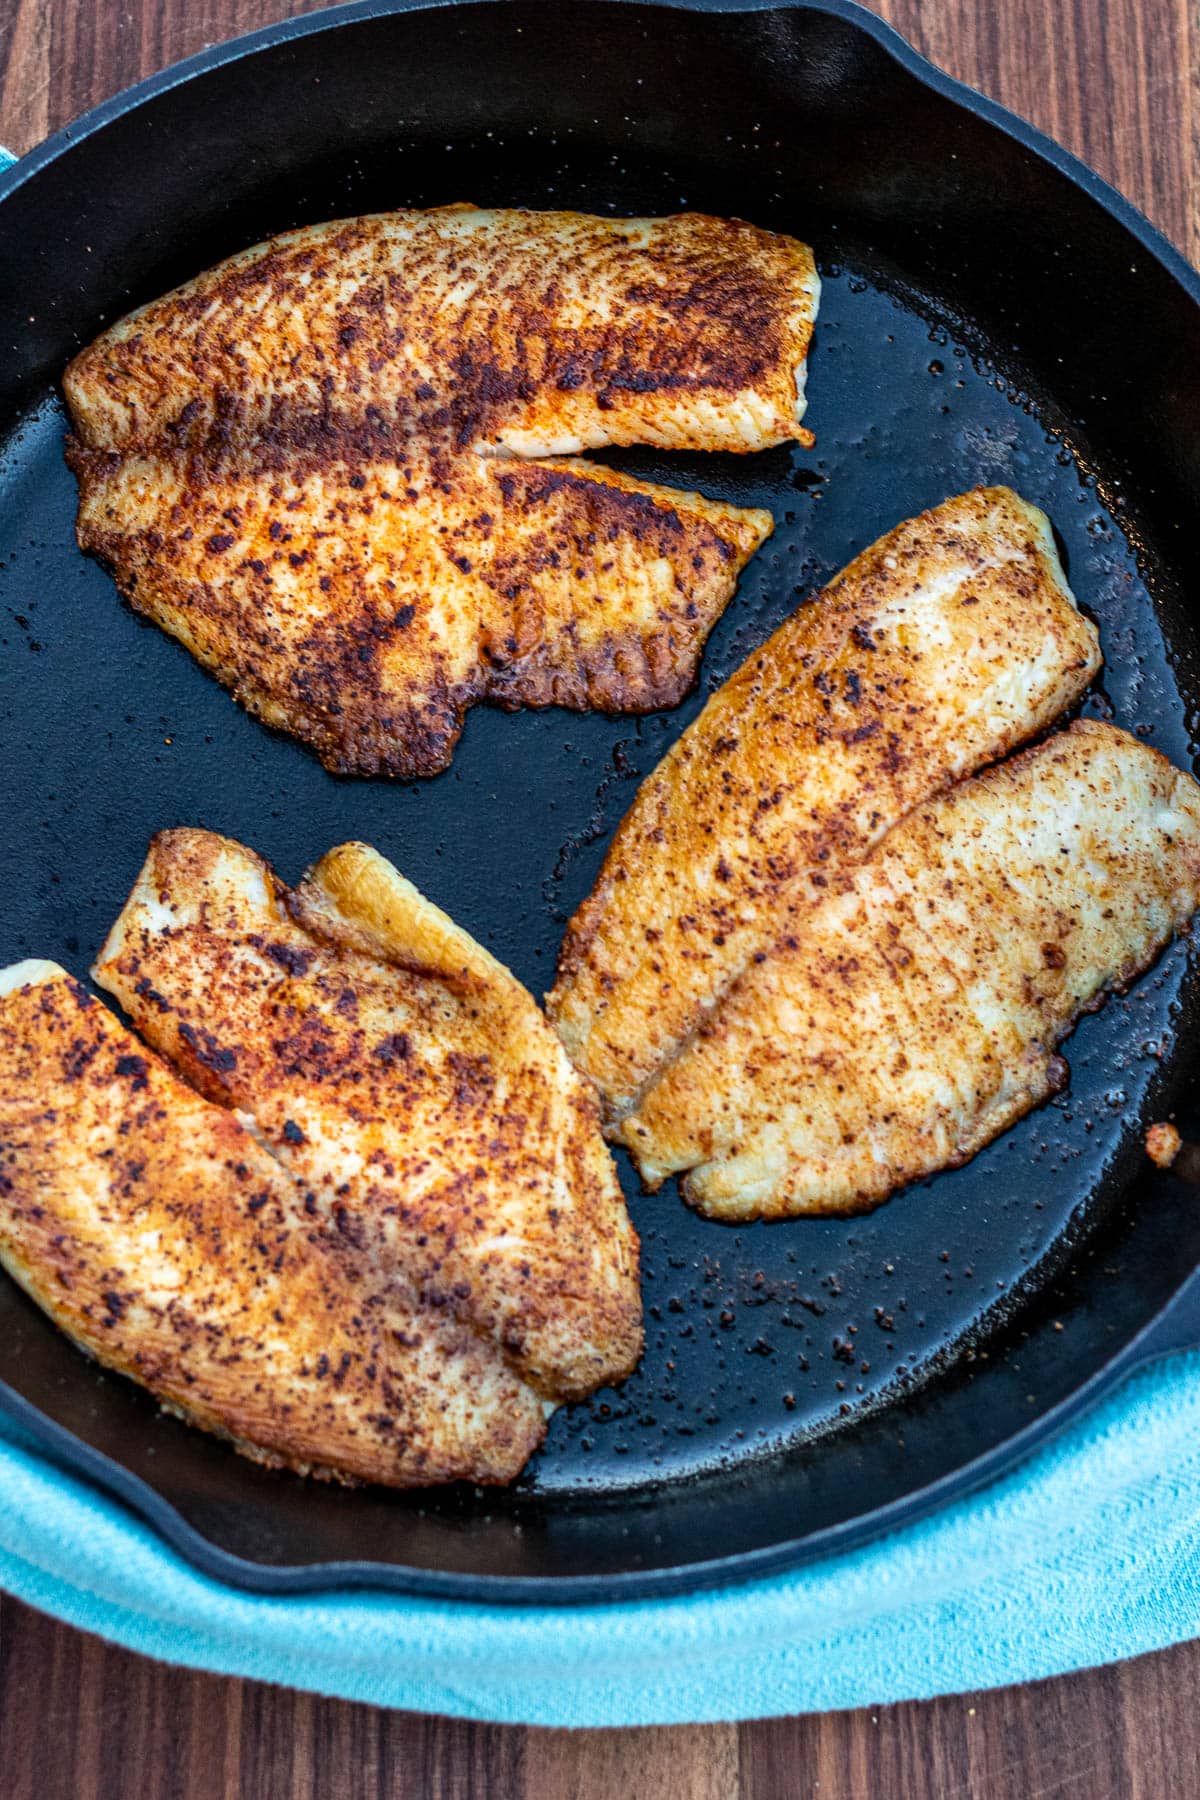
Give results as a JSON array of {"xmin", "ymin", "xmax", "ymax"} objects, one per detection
[
  {"xmin": 0, "ymin": 0, "xmax": 1197, "ymax": 1794},
  {"xmin": 4, "ymin": 1592, "xmax": 1200, "ymax": 1799}
]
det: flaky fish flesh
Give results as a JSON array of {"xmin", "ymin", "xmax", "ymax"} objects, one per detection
[
  {"xmin": 0, "ymin": 835, "xmax": 641, "ymax": 1487},
  {"xmin": 617, "ymin": 722, "xmax": 1200, "ymax": 1218},
  {"xmin": 548, "ymin": 488, "xmax": 1102, "ymax": 1120},
  {"xmin": 0, "ymin": 962, "xmax": 549, "ymax": 1483},
  {"xmin": 65, "ymin": 207, "xmax": 819, "ymax": 776},
  {"xmin": 93, "ymin": 829, "xmax": 642, "ymax": 1403}
]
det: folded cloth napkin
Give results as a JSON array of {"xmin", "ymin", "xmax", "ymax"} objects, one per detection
[{"xmin": 0, "ymin": 1350, "xmax": 1197, "ymax": 1725}]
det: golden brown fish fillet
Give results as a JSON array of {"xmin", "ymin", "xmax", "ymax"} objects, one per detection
[
  {"xmin": 620, "ymin": 722, "xmax": 1200, "ymax": 1219},
  {"xmin": 547, "ymin": 488, "xmax": 1102, "ymax": 1119},
  {"xmin": 64, "ymin": 207, "xmax": 819, "ymax": 458},
  {"xmin": 64, "ymin": 206, "xmax": 818, "ymax": 776},
  {"xmin": 71, "ymin": 447, "xmax": 770, "ymax": 779},
  {"xmin": 0, "ymin": 961, "xmax": 548, "ymax": 1485},
  {"xmin": 93, "ymin": 829, "xmax": 642, "ymax": 1402}
]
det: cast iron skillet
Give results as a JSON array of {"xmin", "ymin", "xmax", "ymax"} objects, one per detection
[{"xmin": 2, "ymin": 0, "xmax": 1200, "ymax": 1603}]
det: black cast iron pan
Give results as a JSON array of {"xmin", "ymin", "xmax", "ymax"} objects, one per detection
[{"xmin": 2, "ymin": 0, "xmax": 1200, "ymax": 1603}]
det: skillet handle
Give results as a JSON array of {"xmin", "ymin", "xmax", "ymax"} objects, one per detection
[{"xmin": 0, "ymin": 148, "xmax": 14, "ymax": 172}]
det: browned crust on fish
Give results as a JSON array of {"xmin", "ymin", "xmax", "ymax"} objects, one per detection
[
  {"xmin": 547, "ymin": 487, "xmax": 1102, "ymax": 1119},
  {"xmin": 63, "ymin": 208, "xmax": 818, "ymax": 458},
  {"xmin": 0, "ymin": 966, "xmax": 549, "ymax": 1485},
  {"xmin": 68, "ymin": 445, "xmax": 771, "ymax": 778},
  {"xmin": 617, "ymin": 721, "xmax": 1200, "ymax": 1220},
  {"xmin": 93, "ymin": 829, "xmax": 643, "ymax": 1404},
  {"xmin": 64, "ymin": 207, "xmax": 814, "ymax": 775}
]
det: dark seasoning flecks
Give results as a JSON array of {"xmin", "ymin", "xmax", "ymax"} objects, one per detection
[{"xmin": 0, "ymin": 247, "xmax": 1191, "ymax": 1498}]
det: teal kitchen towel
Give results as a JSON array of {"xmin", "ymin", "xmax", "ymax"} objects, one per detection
[{"xmin": 0, "ymin": 1350, "xmax": 1198, "ymax": 1725}]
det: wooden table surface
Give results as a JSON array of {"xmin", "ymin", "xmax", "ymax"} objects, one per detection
[{"xmin": 1, "ymin": 0, "xmax": 1198, "ymax": 1793}]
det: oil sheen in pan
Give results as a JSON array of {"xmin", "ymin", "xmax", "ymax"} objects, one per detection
[{"xmin": 0, "ymin": 260, "xmax": 1190, "ymax": 1500}]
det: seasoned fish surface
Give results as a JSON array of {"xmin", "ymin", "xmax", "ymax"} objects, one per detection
[
  {"xmin": 94, "ymin": 829, "xmax": 642, "ymax": 1402},
  {"xmin": 65, "ymin": 206, "xmax": 817, "ymax": 776},
  {"xmin": 73, "ymin": 449, "xmax": 769, "ymax": 780},
  {"xmin": 622, "ymin": 723, "xmax": 1200, "ymax": 1219},
  {"xmin": 64, "ymin": 208, "xmax": 819, "ymax": 458},
  {"xmin": 0, "ymin": 962, "xmax": 548, "ymax": 1485},
  {"xmin": 548, "ymin": 488, "xmax": 1102, "ymax": 1118}
]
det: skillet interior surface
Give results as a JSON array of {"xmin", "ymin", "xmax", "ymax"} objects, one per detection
[{"xmin": 2, "ymin": 0, "xmax": 1200, "ymax": 1598}]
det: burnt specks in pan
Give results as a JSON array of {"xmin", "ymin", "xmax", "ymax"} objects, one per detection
[{"xmin": 63, "ymin": 207, "xmax": 815, "ymax": 777}]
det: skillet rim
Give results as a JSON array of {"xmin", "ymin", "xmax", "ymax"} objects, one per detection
[
  {"xmin": 2, "ymin": 0, "xmax": 1200, "ymax": 1604},
  {"xmin": 1, "ymin": 0, "xmax": 1198, "ymax": 321}
]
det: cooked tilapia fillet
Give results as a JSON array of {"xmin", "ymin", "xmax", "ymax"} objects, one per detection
[
  {"xmin": 64, "ymin": 207, "xmax": 819, "ymax": 458},
  {"xmin": 0, "ymin": 962, "xmax": 548, "ymax": 1484},
  {"xmin": 620, "ymin": 722, "xmax": 1200, "ymax": 1219},
  {"xmin": 72, "ymin": 449, "xmax": 770, "ymax": 779},
  {"xmin": 548, "ymin": 488, "xmax": 1102, "ymax": 1118},
  {"xmin": 93, "ymin": 829, "xmax": 642, "ymax": 1402},
  {"xmin": 65, "ymin": 206, "xmax": 817, "ymax": 776}
]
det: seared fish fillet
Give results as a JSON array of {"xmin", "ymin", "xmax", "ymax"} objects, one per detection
[
  {"xmin": 94, "ymin": 829, "xmax": 642, "ymax": 1403},
  {"xmin": 65, "ymin": 206, "xmax": 818, "ymax": 776},
  {"xmin": 619, "ymin": 722, "xmax": 1200, "ymax": 1218},
  {"xmin": 0, "ymin": 961, "xmax": 548, "ymax": 1484},
  {"xmin": 548, "ymin": 488, "xmax": 1102, "ymax": 1118},
  {"xmin": 65, "ymin": 208, "xmax": 818, "ymax": 459},
  {"xmin": 72, "ymin": 449, "xmax": 769, "ymax": 779}
]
